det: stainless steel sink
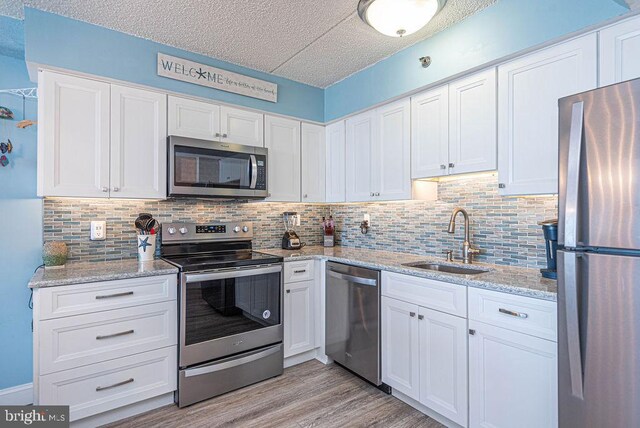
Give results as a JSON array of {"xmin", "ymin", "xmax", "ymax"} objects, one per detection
[{"xmin": 402, "ymin": 262, "xmax": 488, "ymax": 275}]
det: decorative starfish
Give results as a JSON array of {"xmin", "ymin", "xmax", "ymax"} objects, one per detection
[{"xmin": 138, "ymin": 236, "xmax": 152, "ymax": 252}]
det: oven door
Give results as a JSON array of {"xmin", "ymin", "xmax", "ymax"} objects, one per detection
[
  {"xmin": 180, "ymin": 264, "xmax": 283, "ymax": 368},
  {"xmin": 168, "ymin": 136, "xmax": 268, "ymax": 198}
]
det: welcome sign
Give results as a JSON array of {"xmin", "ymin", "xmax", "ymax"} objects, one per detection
[{"xmin": 157, "ymin": 53, "xmax": 278, "ymax": 103}]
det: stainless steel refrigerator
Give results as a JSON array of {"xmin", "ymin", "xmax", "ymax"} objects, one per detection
[{"xmin": 558, "ymin": 78, "xmax": 640, "ymax": 428}]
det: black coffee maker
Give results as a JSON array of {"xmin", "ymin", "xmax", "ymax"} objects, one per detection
[{"xmin": 539, "ymin": 219, "xmax": 558, "ymax": 279}]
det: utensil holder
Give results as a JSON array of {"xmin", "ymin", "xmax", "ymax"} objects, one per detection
[{"xmin": 137, "ymin": 234, "xmax": 156, "ymax": 262}]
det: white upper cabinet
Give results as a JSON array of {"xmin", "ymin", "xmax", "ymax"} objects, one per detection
[
  {"xmin": 411, "ymin": 85, "xmax": 449, "ymax": 179},
  {"xmin": 449, "ymin": 68, "xmax": 497, "ymax": 175},
  {"xmin": 168, "ymin": 96, "xmax": 220, "ymax": 140},
  {"xmin": 220, "ymin": 105, "xmax": 264, "ymax": 147},
  {"xmin": 374, "ymin": 99, "xmax": 412, "ymax": 201},
  {"xmin": 498, "ymin": 34, "xmax": 597, "ymax": 196},
  {"xmin": 39, "ymin": 71, "xmax": 111, "ymax": 198},
  {"xmin": 325, "ymin": 121, "xmax": 346, "ymax": 203},
  {"xmin": 346, "ymin": 100, "xmax": 411, "ymax": 202},
  {"xmin": 600, "ymin": 15, "xmax": 640, "ymax": 86},
  {"xmin": 301, "ymin": 123, "xmax": 326, "ymax": 203},
  {"xmin": 265, "ymin": 115, "xmax": 301, "ymax": 202},
  {"xmin": 346, "ymin": 110, "xmax": 376, "ymax": 202},
  {"xmin": 110, "ymin": 85, "xmax": 167, "ymax": 199}
]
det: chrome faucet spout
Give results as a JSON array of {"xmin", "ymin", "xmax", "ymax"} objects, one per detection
[{"xmin": 447, "ymin": 207, "xmax": 478, "ymax": 264}]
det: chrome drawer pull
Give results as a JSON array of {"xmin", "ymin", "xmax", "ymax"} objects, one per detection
[
  {"xmin": 95, "ymin": 291, "xmax": 134, "ymax": 300},
  {"xmin": 499, "ymin": 308, "xmax": 528, "ymax": 318},
  {"xmin": 293, "ymin": 269, "xmax": 307, "ymax": 274},
  {"xmin": 96, "ymin": 329, "xmax": 134, "ymax": 340},
  {"xmin": 409, "ymin": 312, "xmax": 416, "ymax": 317},
  {"xmin": 96, "ymin": 378, "xmax": 134, "ymax": 392}
]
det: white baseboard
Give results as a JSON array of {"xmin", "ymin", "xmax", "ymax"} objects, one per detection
[
  {"xmin": 283, "ymin": 349, "xmax": 318, "ymax": 368},
  {"xmin": 0, "ymin": 383, "xmax": 33, "ymax": 405}
]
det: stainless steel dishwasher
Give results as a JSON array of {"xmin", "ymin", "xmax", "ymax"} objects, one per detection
[{"xmin": 326, "ymin": 262, "xmax": 387, "ymax": 391}]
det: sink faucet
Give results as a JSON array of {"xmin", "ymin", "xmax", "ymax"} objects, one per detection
[{"xmin": 447, "ymin": 207, "xmax": 480, "ymax": 264}]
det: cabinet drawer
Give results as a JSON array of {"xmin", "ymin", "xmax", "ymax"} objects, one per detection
[
  {"xmin": 37, "ymin": 275, "xmax": 177, "ymax": 320},
  {"xmin": 39, "ymin": 301, "xmax": 177, "ymax": 375},
  {"xmin": 382, "ymin": 271, "xmax": 467, "ymax": 317},
  {"xmin": 39, "ymin": 347, "xmax": 176, "ymax": 422},
  {"xmin": 284, "ymin": 260, "xmax": 314, "ymax": 283},
  {"xmin": 468, "ymin": 288, "xmax": 557, "ymax": 341}
]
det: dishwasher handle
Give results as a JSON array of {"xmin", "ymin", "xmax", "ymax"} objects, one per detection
[{"xmin": 327, "ymin": 269, "xmax": 377, "ymax": 287}]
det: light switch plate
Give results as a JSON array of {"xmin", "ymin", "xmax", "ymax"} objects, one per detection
[
  {"xmin": 90, "ymin": 221, "xmax": 106, "ymax": 241},
  {"xmin": 295, "ymin": 214, "xmax": 301, "ymax": 226},
  {"xmin": 364, "ymin": 214, "xmax": 371, "ymax": 226}
]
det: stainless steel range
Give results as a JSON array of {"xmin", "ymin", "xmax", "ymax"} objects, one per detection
[{"xmin": 161, "ymin": 222, "xmax": 284, "ymax": 407}]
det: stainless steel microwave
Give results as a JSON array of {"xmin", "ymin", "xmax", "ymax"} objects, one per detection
[{"xmin": 168, "ymin": 136, "xmax": 268, "ymax": 199}]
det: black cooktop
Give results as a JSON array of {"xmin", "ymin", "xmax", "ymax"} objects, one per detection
[{"xmin": 163, "ymin": 250, "xmax": 283, "ymax": 272}]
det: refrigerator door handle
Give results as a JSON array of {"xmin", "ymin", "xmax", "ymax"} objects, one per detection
[
  {"xmin": 564, "ymin": 251, "xmax": 584, "ymax": 399},
  {"xmin": 564, "ymin": 101, "xmax": 584, "ymax": 248}
]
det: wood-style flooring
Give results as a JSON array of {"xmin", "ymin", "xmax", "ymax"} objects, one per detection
[{"xmin": 105, "ymin": 360, "xmax": 443, "ymax": 428}]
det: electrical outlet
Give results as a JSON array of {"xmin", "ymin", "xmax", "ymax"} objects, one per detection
[
  {"xmin": 90, "ymin": 221, "xmax": 106, "ymax": 241},
  {"xmin": 295, "ymin": 214, "xmax": 301, "ymax": 226},
  {"xmin": 364, "ymin": 214, "xmax": 371, "ymax": 226}
]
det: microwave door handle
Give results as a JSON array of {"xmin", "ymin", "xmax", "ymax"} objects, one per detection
[
  {"xmin": 250, "ymin": 155, "xmax": 258, "ymax": 189},
  {"xmin": 564, "ymin": 101, "xmax": 584, "ymax": 248}
]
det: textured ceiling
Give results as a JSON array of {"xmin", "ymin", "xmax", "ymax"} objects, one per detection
[{"xmin": 0, "ymin": 0, "xmax": 497, "ymax": 87}]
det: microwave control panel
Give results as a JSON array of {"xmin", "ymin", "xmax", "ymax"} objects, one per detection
[{"xmin": 256, "ymin": 159, "xmax": 266, "ymax": 190}]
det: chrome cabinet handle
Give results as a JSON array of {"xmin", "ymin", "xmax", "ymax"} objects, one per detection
[
  {"xmin": 215, "ymin": 132, "xmax": 221, "ymax": 137},
  {"xmin": 564, "ymin": 101, "xmax": 584, "ymax": 248},
  {"xmin": 418, "ymin": 314, "xmax": 424, "ymax": 320},
  {"xmin": 286, "ymin": 290, "xmax": 290, "ymax": 293},
  {"xmin": 370, "ymin": 192, "xmax": 375, "ymax": 197},
  {"xmin": 112, "ymin": 187, "xmax": 120, "ymax": 192},
  {"xmin": 498, "ymin": 308, "xmax": 528, "ymax": 318},
  {"xmin": 303, "ymin": 194, "xmax": 308, "ymax": 198},
  {"xmin": 293, "ymin": 269, "xmax": 307, "ymax": 274},
  {"xmin": 95, "ymin": 291, "xmax": 134, "ymax": 300},
  {"xmin": 96, "ymin": 378, "xmax": 134, "ymax": 392},
  {"xmin": 375, "ymin": 192, "xmax": 380, "ymax": 196},
  {"xmin": 440, "ymin": 164, "xmax": 447, "ymax": 170},
  {"xmin": 409, "ymin": 312, "xmax": 416, "ymax": 317},
  {"xmin": 222, "ymin": 133, "xmax": 228, "ymax": 138},
  {"xmin": 449, "ymin": 163, "xmax": 455, "ymax": 168},
  {"xmin": 96, "ymin": 329, "xmax": 134, "ymax": 340},
  {"xmin": 102, "ymin": 187, "xmax": 109, "ymax": 192}
]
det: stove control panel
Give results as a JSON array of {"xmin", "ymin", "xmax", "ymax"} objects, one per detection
[
  {"xmin": 162, "ymin": 222, "xmax": 253, "ymax": 242},
  {"xmin": 196, "ymin": 225, "xmax": 226, "ymax": 234}
]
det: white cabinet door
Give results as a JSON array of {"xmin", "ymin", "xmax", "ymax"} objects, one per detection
[
  {"xmin": 345, "ymin": 110, "xmax": 376, "ymax": 202},
  {"xmin": 110, "ymin": 85, "xmax": 167, "ymax": 199},
  {"xmin": 220, "ymin": 105, "xmax": 264, "ymax": 147},
  {"xmin": 449, "ymin": 68, "xmax": 497, "ymax": 175},
  {"xmin": 325, "ymin": 121, "xmax": 346, "ymax": 202},
  {"xmin": 301, "ymin": 122, "xmax": 326, "ymax": 203},
  {"xmin": 264, "ymin": 115, "xmax": 301, "ymax": 202},
  {"xmin": 374, "ymin": 99, "xmax": 411, "ymax": 200},
  {"xmin": 600, "ymin": 15, "xmax": 640, "ymax": 86},
  {"xmin": 411, "ymin": 85, "xmax": 449, "ymax": 179},
  {"xmin": 39, "ymin": 71, "xmax": 111, "ymax": 198},
  {"xmin": 469, "ymin": 320, "xmax": 558, "ymax": 428},
  {"xmin": 418, "ymin": 307, "xmax": 468, "ymax": 427},
  {"xmin": 284, "ymin": 280, "xmax": 314, "ymax": 358},
  {"xmin": 381, "ymin": 297, "xmax": 420, "ymax": 400},
  {"xmin": 498, "ymin": 34, "xmax": 597, "ymax": 196},
  {"xmin": 168, "ymin": 96, "xmax": 220, "ymax": 140}
]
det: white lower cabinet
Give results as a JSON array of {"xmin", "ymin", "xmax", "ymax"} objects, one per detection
[
  {"xmin": 382, "ymin": 295, "xmax": 468, "ymax": 427},
  {"xmin": 468, "ymin": 320, "xmax": 557, "ymax": 428},
  {"xmin": 284, "ymin": 279, "xmax": 315, "ymax": 358},
  {"xmin": 33, "ymin": 274, "xmax": 178, "ymax": 422}
]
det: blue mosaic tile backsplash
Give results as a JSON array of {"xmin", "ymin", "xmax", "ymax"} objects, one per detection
[{"xmin": 43, "ymin": 174, "xmax": 557, "ymax": 268}]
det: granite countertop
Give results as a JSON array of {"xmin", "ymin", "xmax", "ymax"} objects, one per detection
[
  {"xmin": 258, "ymin": 246, "xmax": 557, "ymax": 301},
  {"xmin": 29, "ymin": 259, "xmax": 179, "ymax": 289}
]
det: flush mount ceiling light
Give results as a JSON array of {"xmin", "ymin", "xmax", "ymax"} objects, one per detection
[{"xmin": 358, "ymin": 0, "xmax": 447, "ymax": 37}]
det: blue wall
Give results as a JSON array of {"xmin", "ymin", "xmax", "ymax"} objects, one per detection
[
  {"xmin": 0, "ymin": 53, "xmax": 42, "ymax": 390},
  {"xmin": 324, "ymin": 0, "xmax": 628, "ymax": 121},
  {"xmin": 23, "ymin": 8, "xmax": 324, "ymax": 122}
]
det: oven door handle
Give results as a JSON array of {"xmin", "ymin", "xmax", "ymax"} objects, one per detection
[
  {"xmin": 249, "ymin": 154, "xmax": 258, "ymax": 189},
  {"xmin": 184, "ymin": 265, "xmax": 282, "ymax": 283},
  {"xmin": 184, "ymin": 344, "xmax": 282, "ymax": 378}
]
